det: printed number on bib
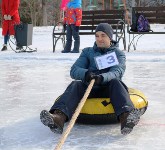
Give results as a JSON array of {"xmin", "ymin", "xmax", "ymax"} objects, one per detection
[{"xmin": 94, "ymin": 52, "xmax": 119, "ymax": 70}]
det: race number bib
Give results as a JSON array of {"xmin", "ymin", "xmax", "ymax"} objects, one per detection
[{"xmin": 94, "ymin": 52, "xmax": 119, "ymax": 70}]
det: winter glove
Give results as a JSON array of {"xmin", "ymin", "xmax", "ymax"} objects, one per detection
[
  {"xmin": 4, "ymin": 15, "xmax": 8, "ymax": 20},
  {"xmin": 8, "ymin": 15, "xmax": 12, "ymax": 20},
  {"xmin": 85, "ymin": 71, "xmax": 103, "ymax": 85},
  {"xmin": 63, "ymin": 24, "xmax": 66, "ymax": 32},
  {"xmin": 92, "ymin": 75, "xmax": 103, "ymax": 85},
  {"xmin": 85, "ymin": 71, "xmax": 95, "ymax": 82},
  {"xmin": 75, "ymin": 26, "xmax": 79, "ymax": 32}
]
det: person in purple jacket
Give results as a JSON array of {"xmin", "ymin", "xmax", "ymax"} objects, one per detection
[{"xmin": 40, "ymin": 23, "xmax": 141, "ymax": 135}]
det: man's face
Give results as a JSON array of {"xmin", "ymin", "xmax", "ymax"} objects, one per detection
[{"xmin": 95, "ymin": 31, "xmax": 111, "ymax": 48}]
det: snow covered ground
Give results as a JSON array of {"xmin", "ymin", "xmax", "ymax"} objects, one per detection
[{"xmin": 0, "ymin": 25, "xmax": 165, "ymax": 150}]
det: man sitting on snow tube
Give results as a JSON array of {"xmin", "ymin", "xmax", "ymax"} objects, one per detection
[{"xmin": 40, "ymin": 23, "xmax": 141, "ymax": 135}]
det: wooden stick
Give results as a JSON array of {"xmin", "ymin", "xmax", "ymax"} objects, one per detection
[{"xmin": 54, "ymin": 79, "xmax": 95, "ymax": 150}]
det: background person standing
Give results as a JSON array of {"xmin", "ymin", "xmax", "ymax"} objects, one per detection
[
  {"xmin": 61, "ymin": 0, "xmax": 82, "ymax": 53},
  {"xmin": 1, "ymin": 0, "xmax": 20, "ymax": 51}
]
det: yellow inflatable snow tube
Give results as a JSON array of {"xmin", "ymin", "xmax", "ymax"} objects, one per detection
[{"xmin": 77, "ymin": 88, "xmax": 148, "ymax": 124}]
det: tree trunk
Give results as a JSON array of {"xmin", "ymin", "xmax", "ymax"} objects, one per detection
[{"xmin": 42, "ymin": 0, "xmax": 47, "ymax": 26}]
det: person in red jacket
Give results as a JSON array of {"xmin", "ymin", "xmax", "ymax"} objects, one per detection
[
  {"xmin": 61, "ymin": 0, "xmax": 82, "ymax": 53},
  {"xmin": 1, "ymin": 0, "xmax": 20, "ymax": 51}
]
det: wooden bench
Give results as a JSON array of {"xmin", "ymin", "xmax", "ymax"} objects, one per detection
[
  {"xmin": 127, "ymin": 6, "xmax": 165, "ymax": 52},
  {"xmin": 52, "ymin": 10, "xmax": 126, "ymax": 52}
]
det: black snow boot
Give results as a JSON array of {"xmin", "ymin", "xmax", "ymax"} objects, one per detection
[
  {"xmin": 1, "ymin": 45, "xmax": 7, "ymax": 51},
  {"xmin": 61, "ymin": 50, "xmax": 70, "ymax": 53},
  {"xmin": 40, "ymin": 109, "xmax": 67, "ymax": 134},
  {"xmin": 70, "ymin": 50, "xmax": 79, "ymax": 53},
  {"xmin": 119, "ymin": 109, "xmax": 140, "ymax": 135}
]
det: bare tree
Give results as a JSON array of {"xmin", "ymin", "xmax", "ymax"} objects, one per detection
[
  {"xmin": 15, "ymin": 0, "xmax": 165, "ymax": 27},
  {"xmin": 19, "ymin": 0, "xmax": 41, "ymax": 26},
  {"xmin": 42, "ymin": 0, "xmax": 47, "ymax": 26}
]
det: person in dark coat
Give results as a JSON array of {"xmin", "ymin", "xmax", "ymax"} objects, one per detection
[
  {"xmin": 1, "ymin": 0, "xmax": 20, "ymax": 51},
  {"xmin": 40, "ymin": 23, "xmax": 141, "ymax": 135}
]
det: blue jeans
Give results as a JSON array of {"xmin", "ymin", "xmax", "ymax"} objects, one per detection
[
  {"xmin": 49, "ymin": 79, "xmax": 134, "ymax": 120},
  {"xmin": 4, "ymin": 33, "xmax": 9, "ymax": 44},
  {"xmin": 64, "ymin": 24, "xmax": 80, "ymax": 52}
]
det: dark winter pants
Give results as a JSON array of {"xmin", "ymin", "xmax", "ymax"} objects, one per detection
[
  {"xmin": 49, "ymin": 79, "xmax": 134, "ymax": 120},
  {"xmin": 64, "ymin": 24, "xmax": 80, "ymax": 52}
]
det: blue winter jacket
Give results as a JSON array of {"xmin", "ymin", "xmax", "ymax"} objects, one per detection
[
  {"xmin": 67, "ymin": 0, "xmax": 82, "ymax": 8},
  {"xmin": 70, "ymin": 41, "xmax": 126, "ymax": 85}
]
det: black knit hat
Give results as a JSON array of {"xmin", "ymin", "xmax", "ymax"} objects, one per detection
[{"xmin": 95, "ymin": 23, "xmax": 113, "ymax": 40}]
